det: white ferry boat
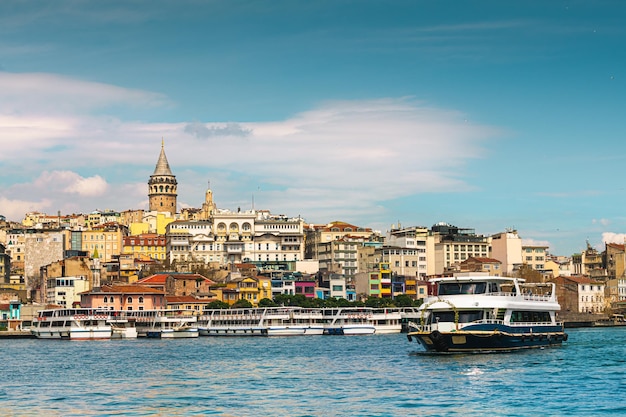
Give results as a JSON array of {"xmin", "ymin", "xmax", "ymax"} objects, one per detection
[
  {"xmin": 132, "ymin": 309, "xmax": 199, "ymax": 338},
  {"xmin": 322, "ymin": 307, "xmax": 402, "ymax": 335},
  {"xmin": 108, "ymin": 312, "xmax": 138, "ymax": 339},
  {"xmin": 407, "ymin": 273, "xmax": 568, "ymax": 352},
  {"xmin": 198, "ymin": 307, "xmax": 324, "ymax": 336},
  {"xmin": 31, "ymin": 308, "xmax": 112, "ymax": 340}
]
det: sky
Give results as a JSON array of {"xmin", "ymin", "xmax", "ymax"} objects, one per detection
[{"xmin": 1, "ymin": 0, "xmax": 626, "ymax": 257}]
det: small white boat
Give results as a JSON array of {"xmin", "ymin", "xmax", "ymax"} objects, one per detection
[{"xmin": 31, "ymin": 308, "xmax": 111, "ymax": 340}]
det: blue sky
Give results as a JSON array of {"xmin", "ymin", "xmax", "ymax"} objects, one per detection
[{"xmin": 1, "ymin": 0, "xmax": 626, "ymax": 256}]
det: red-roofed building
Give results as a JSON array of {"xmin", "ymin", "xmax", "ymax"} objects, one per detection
[
  {"xmin": 460, "ymin": 257, "xmax": 503, "ymax": 276},
  {"xmin": 80, "ymin": 284, "xmax": 166, "ymax": 310},
  {"xmin": 136, "ymin": 273, "xmax": 215, "ymax": 298},
  {"xmin": 554, "ymin": 276, "xmax": 605, "ymax": 314}
]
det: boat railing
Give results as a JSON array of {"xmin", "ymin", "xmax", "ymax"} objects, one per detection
[{"xmin": 481, "ymin": 292, "xmax": 553, "ymax": 302}]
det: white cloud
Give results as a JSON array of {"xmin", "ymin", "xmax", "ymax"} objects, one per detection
[
  {"xmin": 0, "ymin": 196, "xmax": 52, "ymax": 221},
  {"xmin": 32, "ymin": 171, "xmax": 108, "ymax": 197},
  {"xmin": 592, "ymin": 218, "xmax": 610, "ymax": 226},
  {"xmin": 0, "ymin": 72, "xmax": 500, "ymax": 223},
  {"xmin": 602, "ymin": 232, "xmax": 626, "ymax": 245},
  {"xmin": 0, "ymin": 71, "xmax": 168, "ymax": 115}
]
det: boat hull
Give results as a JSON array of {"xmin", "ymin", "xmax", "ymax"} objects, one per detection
[
  {"xmin": 408, "ymin": 329, "xmax": 568, "ymax": 352},
  {"xmin": 199, "ymin": 327, "xmax": 268, "ymax": 336},
  {"xmin": 160, "ymin": 328, "xmax": 199, "ymax": 338},
  {"xmin": 324, "ymin": 325, "xmax": 376, "ymax": 335}
]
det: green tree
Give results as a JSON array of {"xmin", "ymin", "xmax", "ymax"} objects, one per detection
[
  {"xmin": 206, "ymin": 300, "xmax": 229, "ymax": 309},
  {"xmin": 231, "ymin": 299, "xmax": 253, "ymax": 309},
  {"xmin": 258, "ymin": 298, "xmax": 277, "ymax": 307},
  {"xmin": 393, "ymin": 294, "xmax": 414, "ymax": 307}
]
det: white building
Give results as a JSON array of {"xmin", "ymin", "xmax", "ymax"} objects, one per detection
[
  {"xmin": 490, "ymin": 229, "xmax": 523, "ymax": 275},
  {"xmin": 166, "ymin": 210, "xmax": 305, "ymax": 268},
  {"xmin": 46, "ymin": 276, "xmax": 90, "ymax": 308}
]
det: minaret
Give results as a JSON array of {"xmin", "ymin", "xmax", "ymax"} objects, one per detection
[
  {"xmin": 201, "ymin": 180, "xmax": 217, "ymax": 220},
  {"xmin": 148, "ymin": 139, "xmax": 178, "ymax": 215}
]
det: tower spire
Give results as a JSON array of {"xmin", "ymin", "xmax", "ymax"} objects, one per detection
[{"xmin": 148, "ymin": 140, "xmax": 177, "ymax": 215}]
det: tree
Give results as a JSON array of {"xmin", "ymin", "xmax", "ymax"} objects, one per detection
[
  {"xmin": 258, "ymin": 298, "xmax": 277, "ymax": 307},
  {"xmin": 206, "ymin": 300, "xmax": 229, "ymax": 309},
  {"xmin": 231, "ymin": 299, "xmax": 253, "ymax": 309},
  {"xmin": 393, "ymin": 294, "xmax": 414, "ymax": 307}
]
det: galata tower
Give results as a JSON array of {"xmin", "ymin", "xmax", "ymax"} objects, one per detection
[{"xmin": 148, "ymin": 140, "xmax": 178, "ymax": 215}]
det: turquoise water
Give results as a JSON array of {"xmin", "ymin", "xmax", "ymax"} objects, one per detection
[{"xmin": 2, "ymin": 328, "xmax": 625, "ymax": 416}]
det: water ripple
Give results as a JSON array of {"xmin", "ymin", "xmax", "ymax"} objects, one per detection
[{"xmin": 2, "ymin": 328, "xmax": 626, "ymax": 416}]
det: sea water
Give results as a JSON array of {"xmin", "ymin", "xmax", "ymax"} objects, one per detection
[{"xmin": 1, "ymin": 328, "xmax": 625, "ymax": 416}]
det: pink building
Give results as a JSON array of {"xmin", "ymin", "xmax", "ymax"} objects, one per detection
[
  {"xmin": 80, "ymin": 285, "xmax": 166, "ymax": 310},
  {"xmin": 294, "ymin": 280, "xmax": 316, "ymax": 298}
]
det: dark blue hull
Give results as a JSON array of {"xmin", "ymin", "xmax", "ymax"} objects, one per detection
[{"xmin": 408, "ymin": 327, "xmax": 568, "ymax": 352}]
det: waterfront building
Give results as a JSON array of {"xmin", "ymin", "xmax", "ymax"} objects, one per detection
[
  {"xmin": 605, "ymin": 276, "xmax": 626, "ymax": 305},
  {"xmin": 270, "ymin": 272, "xmax": 296, "ymax": 297},
  {"xmin": 571, "ymin": 242, "xmax": 607, "ymax": 281},
  {"xmin": 80, "ymin": 284, "xmax": 166, "ymax": 310},
  {"xmin": 459, "ymin": 256, "xmax": 503, "ymax": 276},
  {"xmin": 294, "ymin": 280, "xmax": 316, "ymax": 298},
  {"xmin": 521, "ymin": 244, "xmax": 549, "ymax": 271},
  {"xmin": 305, "ymin": 221, "xmax": 376, "ymax": 262},
  {"xmin": 430, "ymin": 222, "xmax": 490, "ymax": 275},
  {"xmin": 252, "ymin": 211, "xmax": 305, "ymax": 267},
  {"xmin": 148, "ymin": 141, "xmax": 178, "ymax": 215},
  {"xmin": 165, "ymin": 295, "xmax": 217, "ymax": 313},
  {"xmin": 385, "ymin": 225, "xmax": 429, "ymax": 278},
  {"xmin": 136, "ymin": 273, "xmax": 215, "ymax": 298},
  {"xmin": 46, "ymin": 275, "xmax": 89, "ymax": 308},
  {"xmin": 0, "ymin": 299, "xmax": 22, "ymax": 331},
  {"xmin": 490, "ymin": 229, "xmax": 523, "ymax": 275},
  {"xmin": 554, "ymin": 275, "xmax": 606, "ymax": 314}
]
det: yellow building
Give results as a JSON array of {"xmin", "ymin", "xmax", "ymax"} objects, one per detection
[
  {"xmin": 81, "ymin": 223, "xmax": 126, "ymax": 262},
  {"xmin": 122, "ymin": 233, "xmax": 167, "ymax": 261}
]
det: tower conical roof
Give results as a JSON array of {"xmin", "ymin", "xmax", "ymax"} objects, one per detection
[{"xmin": 153, "ymin": 141, "xmax": 173, "ymax": 176}]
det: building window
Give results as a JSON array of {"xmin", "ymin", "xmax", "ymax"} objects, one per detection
[
  {"xmin": 127, "ymin": 296, "xmax": 133, "ymax": 303},
  {"xmin": 139, "ymin": 297, "xmax": 144, "ymax": 303}
]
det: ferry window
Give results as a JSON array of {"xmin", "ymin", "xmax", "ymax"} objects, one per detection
[
  {"xmin": 430, "ymin": 311, "xmax": 456, "ymax": 323},
  {"xmin": 438, "ymin": 282, "xmax": 486, "ymax": 295},
  {"xmin": 458, "ymin": 310, "xmax": 483, "ymax": 323}
]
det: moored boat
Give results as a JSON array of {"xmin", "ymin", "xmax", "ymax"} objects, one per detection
[
  {"xmin": 31, "ymin": 308, "xmax": 112, "ymax": 340},
  {"xmin": 322, "ymin": 307, "xmax": 402, "ymax": 335},
  {"xmin": 132, "ymin": 309, "xmax": 198, "ymax": 338},
  {"xmin": 197, "ymin": 307, "xmax": 324, "ymax": 336},
  {"xmin": 407, "ymin": 272, "xmax": 568, "ymax": 352},
  {"xmin": 108, "ymin": 312, "xmax": 138, "ymax": 339}
]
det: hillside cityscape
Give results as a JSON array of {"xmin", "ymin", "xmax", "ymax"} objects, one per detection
[{"xmin": 1, "ymin": 143, "xmax": 625, "ymax": 330}]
